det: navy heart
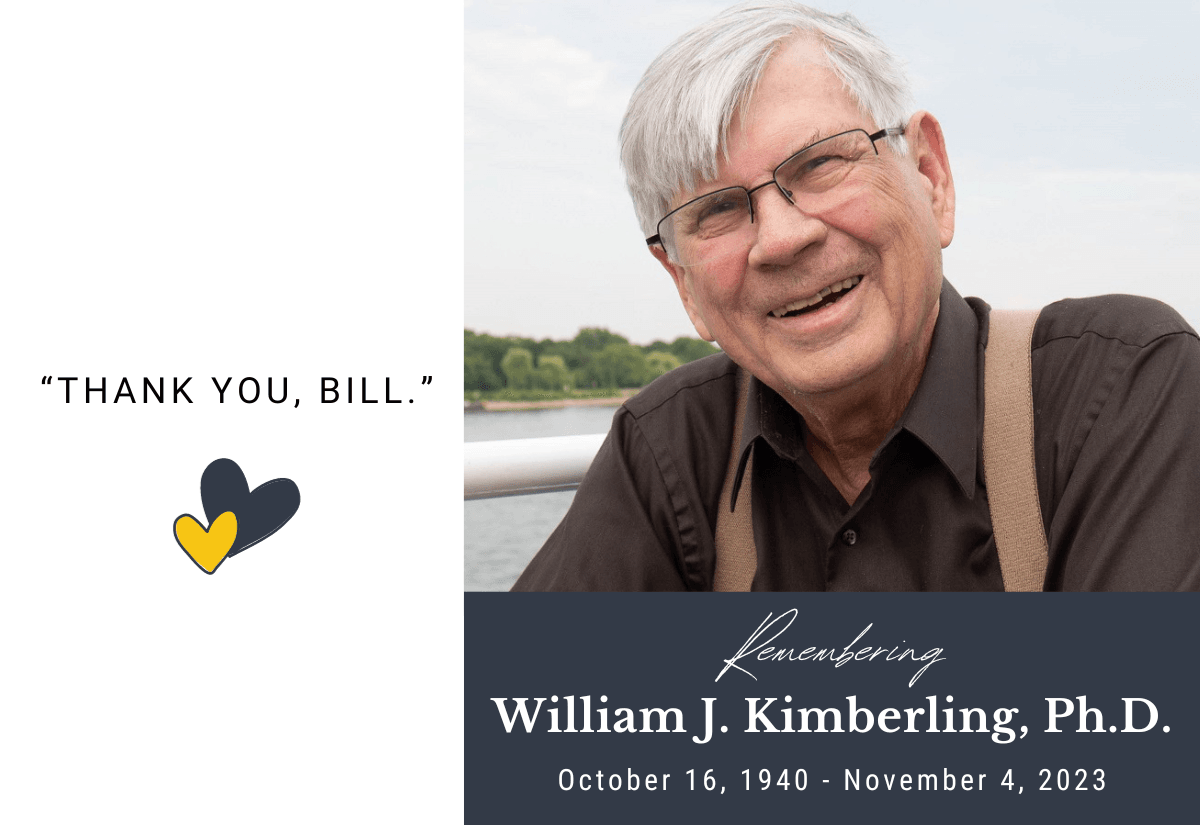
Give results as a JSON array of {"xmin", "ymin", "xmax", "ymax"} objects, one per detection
[{"xmin": 201, "ymin": 458, "xmax": 300, "ymax": 556}]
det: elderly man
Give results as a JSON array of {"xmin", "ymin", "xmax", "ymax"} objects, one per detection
[{"xmin": 512, "ymin": 1, "xmax": 1200, "ymax": 591}]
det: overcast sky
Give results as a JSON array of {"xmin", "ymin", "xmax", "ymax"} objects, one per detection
[{"xmin": 466, "ymin": 0, "xmax": 1200, "ymax": 344}]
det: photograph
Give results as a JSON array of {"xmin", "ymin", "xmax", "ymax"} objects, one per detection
[{"xmin": 465, "ymin": 0, "xmax": 1200, "ymax": 592}]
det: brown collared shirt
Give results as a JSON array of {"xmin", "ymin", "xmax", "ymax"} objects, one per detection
[{"xmin": 512, "ymin": 280, "xmax": 1200, "ymax": 591}]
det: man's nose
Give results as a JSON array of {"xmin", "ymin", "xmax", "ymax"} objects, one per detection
[{"xmin": 747, "ymin": 185, "xmax": 827, "ymax": 268}]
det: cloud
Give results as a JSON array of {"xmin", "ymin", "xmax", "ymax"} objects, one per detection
[{"xmin": 466, "ymin": 29, "xmax": 628, "ymax": 131}]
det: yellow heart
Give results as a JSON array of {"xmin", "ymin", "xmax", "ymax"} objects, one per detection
[{"xmin": 174, "ymin": 511, "xmax": 238, "ymax": 574}]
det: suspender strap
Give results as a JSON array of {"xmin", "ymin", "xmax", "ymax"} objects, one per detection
[
  {"xmin": 713, "ymin": 368, "xmax": 757, "ymax": 591},
  {"xmin": 714, "ymin": 308, "xmax": 1049, "ymax": 592},
  {"xmin": 983, "ymin": 308, "xmax": 1049, "ymax": 591}
]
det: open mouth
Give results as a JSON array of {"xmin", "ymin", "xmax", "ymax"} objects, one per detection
[{"xmin": 770, "ymin": 275, "xmax": 862, "ymax": 318}]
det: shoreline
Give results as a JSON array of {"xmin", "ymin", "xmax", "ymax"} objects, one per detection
[{"xmin": 465, "ymin": 392, "xmax": 635, "ymax": 412}]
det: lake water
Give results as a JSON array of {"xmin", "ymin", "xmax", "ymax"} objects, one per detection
[{"xmin": 464, "ymin": 405, "xmax": 619, "ymax": 590}]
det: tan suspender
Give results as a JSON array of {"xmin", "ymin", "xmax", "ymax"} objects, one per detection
[
  {"xmin": 713, "ymin": 308, "xmax": 1048, "ymax": 592},
  {"xmin": 712, "ymin": 368, "xmax": 756, "ymax": 592},
  {"xmin": 982, "ymin": 309, "xmax": 1049, "ymax": 591}
]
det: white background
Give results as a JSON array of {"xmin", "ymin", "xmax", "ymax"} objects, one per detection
[{"xmin": 1, "ymin": 2, "xmax": 461, "ymax": 821}]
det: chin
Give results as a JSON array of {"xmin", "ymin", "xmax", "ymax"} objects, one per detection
[{"xmin": 775, "ymin": 344, "xmax": 888, "ymax": 399}]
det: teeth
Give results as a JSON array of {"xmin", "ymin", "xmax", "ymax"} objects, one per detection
[{"xmin": 771, "ymin": 275, "xmax": 862, "ymax": 317}]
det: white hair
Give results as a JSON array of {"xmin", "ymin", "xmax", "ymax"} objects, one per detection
[{"xmin": 619, "ymin": 1, "xmax": 916, "ymax": 239}]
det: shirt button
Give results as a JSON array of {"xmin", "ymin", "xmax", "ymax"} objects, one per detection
[{"xmin": 841, "ymin": 529, "xmax": 858, "ymax": 546}]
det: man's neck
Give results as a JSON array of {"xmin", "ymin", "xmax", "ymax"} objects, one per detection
[{"xmin": 785, "ymin": 313, "xmax": 938, "ymax": 505}]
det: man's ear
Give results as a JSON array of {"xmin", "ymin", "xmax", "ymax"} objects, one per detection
[
  {"xmin": 649, "ymin": 244, "xmax": 715, "ymax": 342},
  {"xmin": 906, "ymin": 110, "xmax": 955, "ymax": 249}
]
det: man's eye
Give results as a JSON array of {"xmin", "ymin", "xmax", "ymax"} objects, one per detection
[
  {"xmin": 696, "ymin": 198, "xmax": 742, "ymax": 222},
  {"xmin": 800, "ymin": 154, "xmax": 848, "ymax": 173},
  {"xmin": 781, "ymin": 153, "xmax": 855, "ymax": 192}
]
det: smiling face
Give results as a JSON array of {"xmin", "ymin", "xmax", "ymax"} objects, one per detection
[{"xmin": 652, "ymin": 36, "xmax": 955, "ymax": 407}]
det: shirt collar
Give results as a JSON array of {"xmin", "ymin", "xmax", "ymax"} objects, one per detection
[{"xmin": 731, "ymin": 278, "xmax": 981, "ymax": 509}]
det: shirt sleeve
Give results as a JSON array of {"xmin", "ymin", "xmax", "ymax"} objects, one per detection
[
  {"xmin": 1035, "ymin": 297, "xmax": 1200, "ymax": 591},
  {"xmin": 510, "ymin": 408, "xmax": 693, "ymax": 591}
]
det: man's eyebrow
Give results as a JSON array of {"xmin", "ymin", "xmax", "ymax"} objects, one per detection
[
  {"xmin": 790, "ymin": 126, "xmax": 854, "ymax": 155},
  {"xmin": 803, "ymin": 128, "xmax": 828, "ymax": 147}
]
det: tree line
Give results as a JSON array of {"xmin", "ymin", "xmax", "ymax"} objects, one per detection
[{"xmin": 465, "ymin": 328, "xmax": 719, "ymax": 392}]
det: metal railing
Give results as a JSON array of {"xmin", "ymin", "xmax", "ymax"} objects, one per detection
[{"xmin": 464, "ymin": 434, "xmax": 606, "ymax": 500}]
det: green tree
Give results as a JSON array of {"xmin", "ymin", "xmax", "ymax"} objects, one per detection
[
  {"xmin": 465, "ymin": 329, "xmax": 496, "ymax": 359},
  {"xmin": 535, "ymin": 354, "xmax": 571, "ymax": 391},
  {"xmin": 465, "ymin": 330, "xmax": 511, "ymax": 383},
  {"xmin": 590, "ymin": 342, "xmax": 649, "ymax": 388},
  {"xmin": 539, "ymin": 340, "xmax": 578, "ymax": 371},
  {"xmin": 464, "ymin": 353, "xmax": 503, "ymax": 391},
  {"xmin": 645, "ymin": 350, "xmax": 682, "ymax": 379},
  {"xmin": 500, "ymin": 347, "xmax": 535, "ymax": 390},
  {"xmin": 670, "ymin": 336, "xmax": 719, "ymax": 363},
  {"xmin": 573, "ymin": 327, "xmax": 629, "ymax": 352}
]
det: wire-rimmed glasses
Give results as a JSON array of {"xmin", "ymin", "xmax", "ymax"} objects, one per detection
[{"xmin": 646, "ymin": 127, "xmax": 904, "ymax": 267}]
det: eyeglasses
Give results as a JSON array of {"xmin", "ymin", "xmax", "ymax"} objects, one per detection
[{"xmin": 646, "ymin": 127, "xmax": 904, "ymax": 267}]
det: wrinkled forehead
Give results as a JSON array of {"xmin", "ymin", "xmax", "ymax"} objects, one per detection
[{"xmin": 667, "ymin": 34, "xmax": 865, "ymax": 209}]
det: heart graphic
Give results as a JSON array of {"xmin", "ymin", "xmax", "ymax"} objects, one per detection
[
  {"xmin": 200, "ymin": 458, "xmax": 300, "ymax": 556},
  {"xmin": 174, "ymin": 511, "xmax": 238, "ymax": 574}
]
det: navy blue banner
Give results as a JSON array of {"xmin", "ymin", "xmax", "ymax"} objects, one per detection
[{"xmin": 466, "ymin": 594, "xmax": 1196, "ymax": 822}]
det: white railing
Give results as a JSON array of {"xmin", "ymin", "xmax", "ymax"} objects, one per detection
[{"xmin": 464, "ymin": 434, "xmax": 606, "ymax": 500}]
